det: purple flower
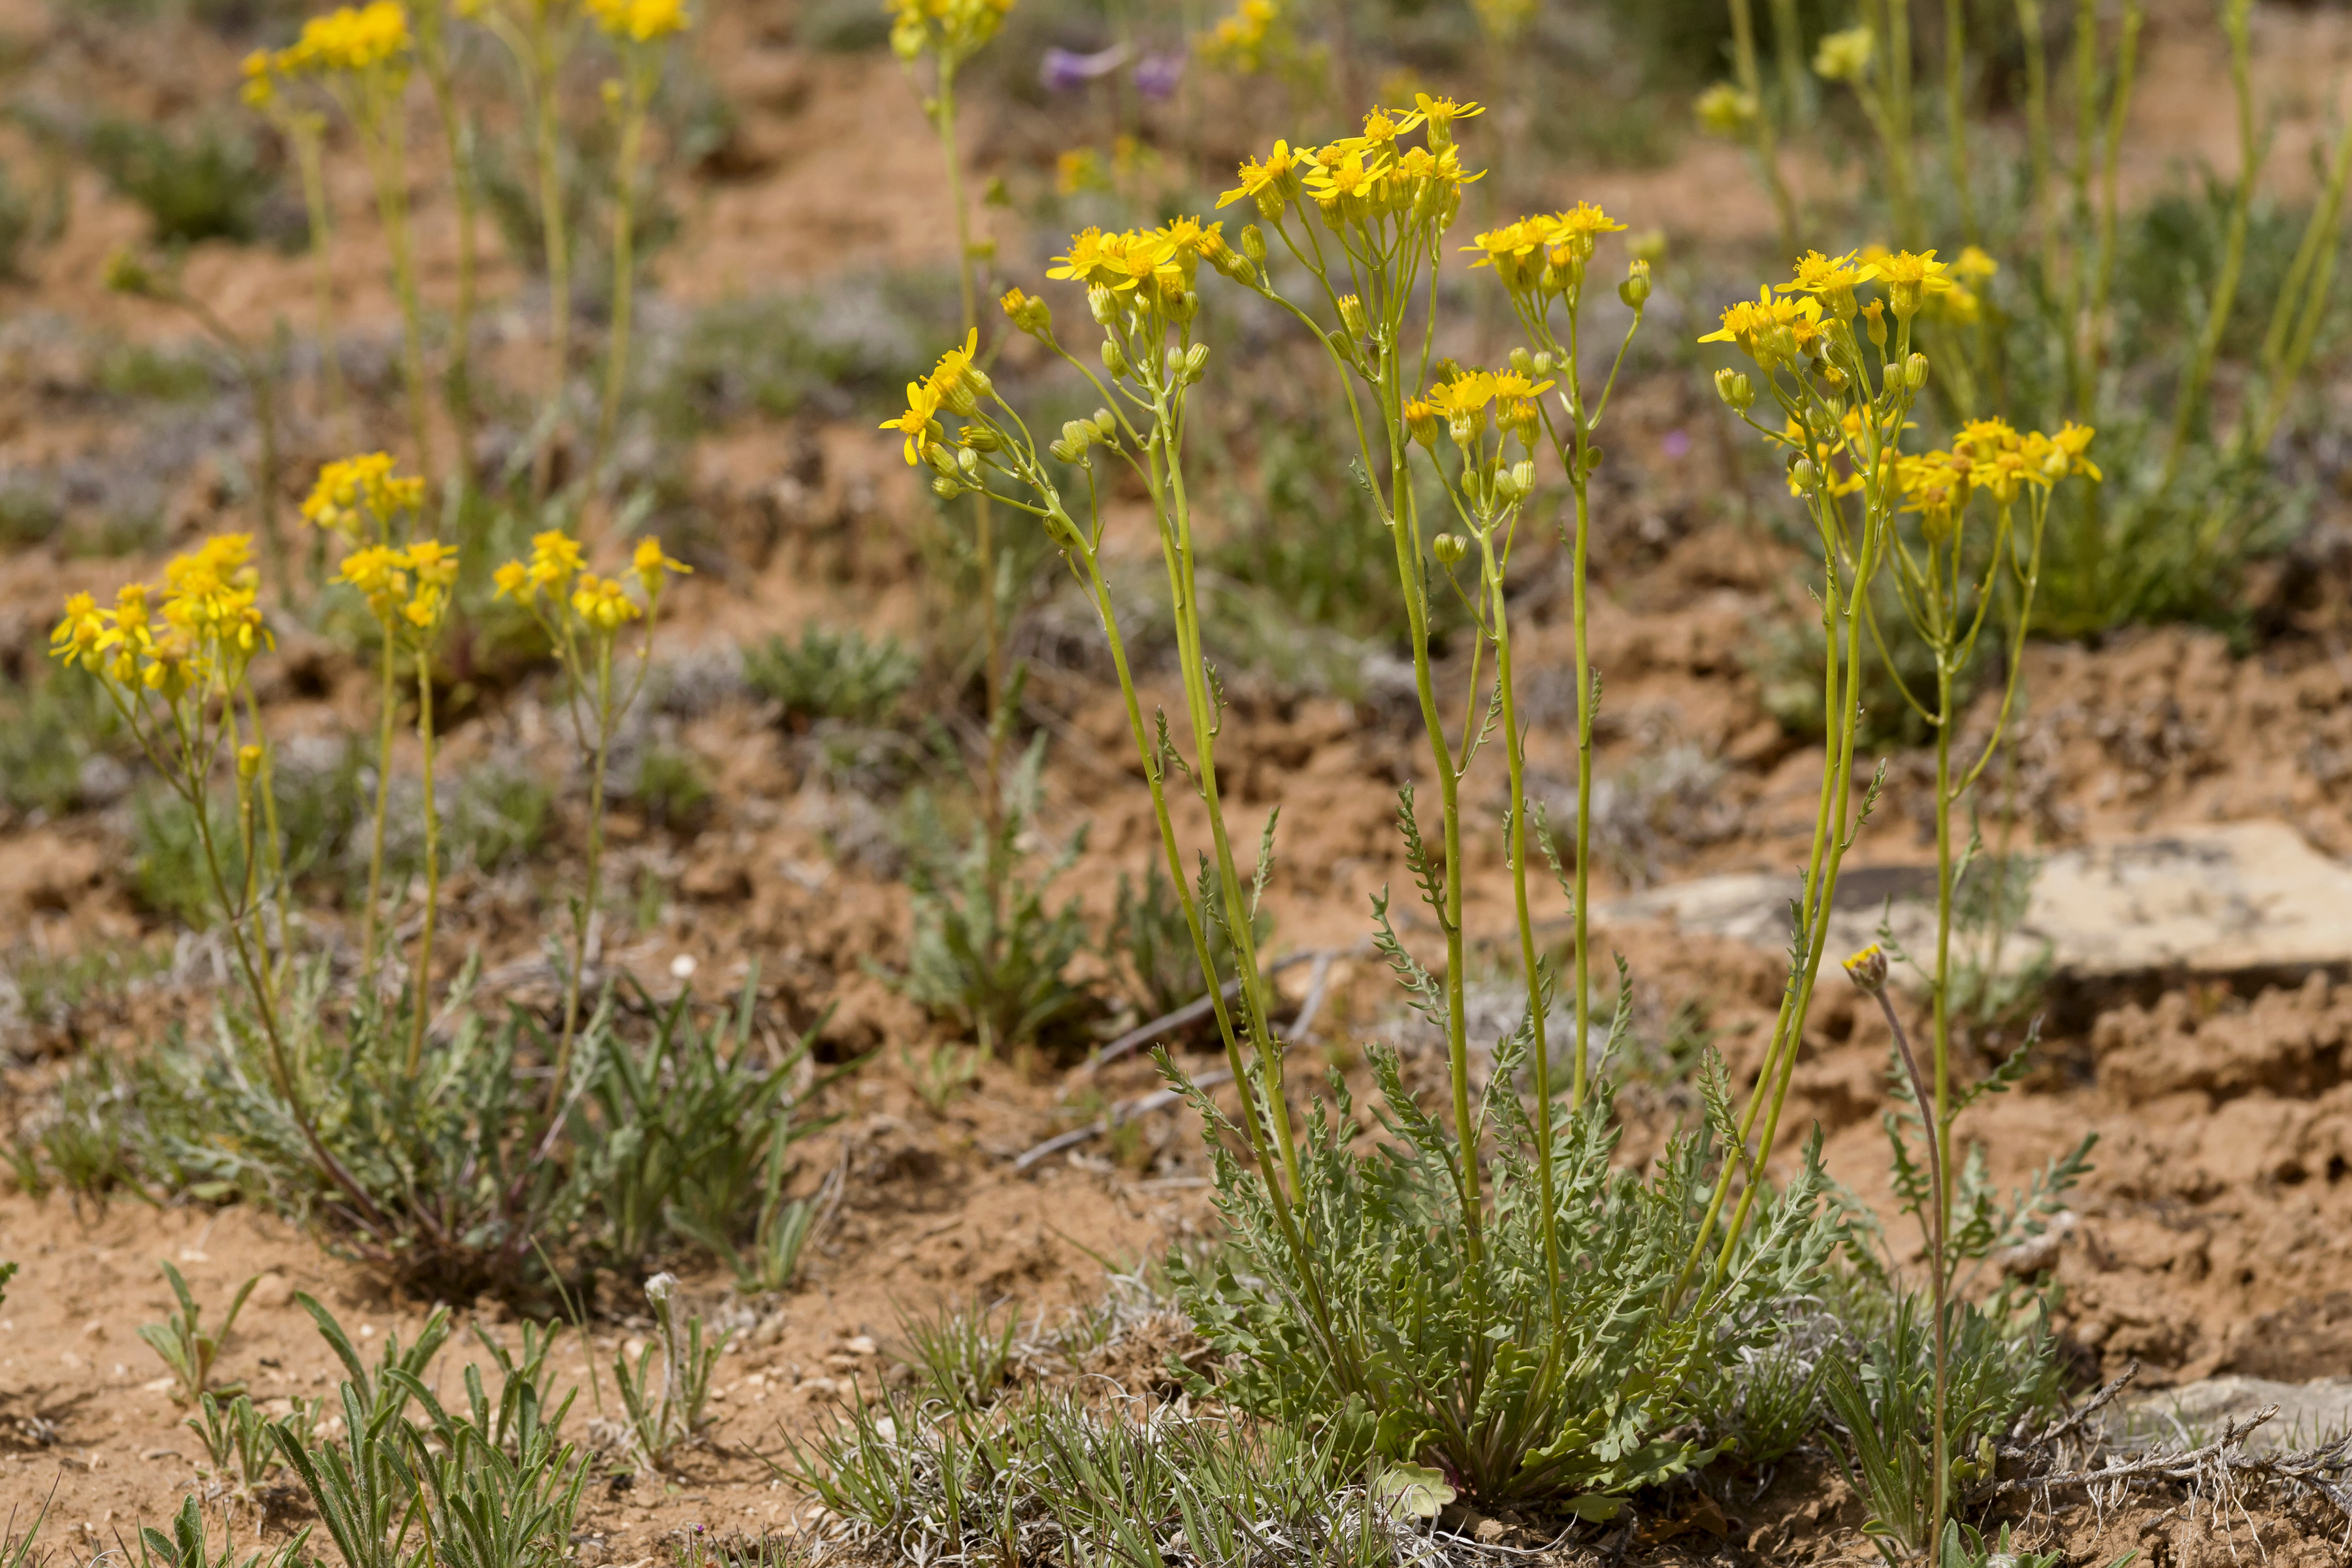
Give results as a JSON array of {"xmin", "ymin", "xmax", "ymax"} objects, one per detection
[
  {"xmin": 1133, "ymin": 50, "xmax": 1185, "ymax": 99},
  {"xmin": 1661, "ymin": 428, "xmax": 1691, "ymax": 459},
  {"xmin": 1040, "ymin": 43, "xmax": 1128, "ymax": 92}
]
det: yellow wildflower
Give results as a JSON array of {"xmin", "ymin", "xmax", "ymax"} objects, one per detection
[
  {"xmin": 1694, "ymin": 81, "xmax": 1757, "ymax": 137},
  {"xmin": 587, "ymin": 0, "xmax": 689, "ymax": 41},
  {"xmin": 572, "ymin": 574, "xmax": 642, "ymax": 634},
  {"xmin": 632, "ymin": 536, "xmax": 691, "ymax": 595}
]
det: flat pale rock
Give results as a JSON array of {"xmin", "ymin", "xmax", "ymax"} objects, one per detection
[
  {"xmin": 2110, "ymin": 1374, "xmax": 2352, "ymax": 1455},
  {"xmin": 1600, "ymin": 821, "xmax": 2352, "ymax": 982}
]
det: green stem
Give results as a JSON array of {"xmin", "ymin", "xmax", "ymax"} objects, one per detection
[
  {"xmin": 359, "ymin": 636, "xmax": 397, "ymax": 993},
  {"xmin": 548, "ymin": 637, "xmax": 615, "ymax": 1115},
  {"xmin": 1731, "ymin": 0, "xmax": 1801, "ymax": 257},
  {"xmin": 2161, "ymin": 0, "xmax": 2255, "ymax": 489},
  {"xmin": 406, "ymin": 647, "xmax": 440, "ymax": 1076},
  {"xmin": 366, "ymin": 105, "xmax": 436, "ymax": 485},
  {"xmin": 598, "ymin": 89, "xmax": 650, "ymax": 470},
  {"xmin": 1944, "ymin": 0, "xmax": 1977, "ymax": 245},
  {"xmin": 532, "ymin": 18, "xmax": 571, "ymax": 494},
  {"xmin": 1484, "ymin": 525, "xmax": 1561, "ymax": 1326},
  {"xmin": 934, "ymin": 70, "xmax": 1004, "ymax": 845},
  {"xmin": 1568, "ymin": 470, "xmax": 1595, "ymax": 1111}
]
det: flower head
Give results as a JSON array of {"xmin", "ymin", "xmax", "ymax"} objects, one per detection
[
  {"xmin": 278, "ymin": 0, "xmax": 412, "ymax": 76},
  {"xmin": 588, "ymin": 0, "xmax": 689, "ymax": 41},
  {"xmin": 632, "ymin": 536, "xmax": 691, "ymax": 595},
  {"xmin": 302, "ymin": 453, "xmax": 423, "ymax": 540},
  {"xmin": 1699, "ymin": 285, "xmax": 1823, "ymax": 365},
  {"xmin": 1694, "ymin": 80, "xmax": 1757, "ymax": 137}
]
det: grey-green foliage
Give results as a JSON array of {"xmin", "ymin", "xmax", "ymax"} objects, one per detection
[
  {"xmin": 625, "ymin": 743, "xmax": 712, "ymax": 829},
  {"xmin": 1105, "ymin": 861, "xmax": 1267, "ymax": 1022},
  {"xmin": 656, "ymin": 275, "xmax": 954, "ymax": 431},
  {"xmin": 1168, "ymin": 976, "xmax": 1838, "ymax": 1506},
  {"xmin": 137, "ymin": 1260, "xmax": 258, "ymax": 1407},
  {"xmin": 892, "ymin": 1298, "xmax": 1020, "ymax": 1415},
  {"xmin": 131, "ymin": 1494, "xmax": 308, "ymax": 1568},
  {"xmin": 85, "ymin": 116, "xmax": 274, "ymax": 246},
  {"xmin": 781, "ymin": 1371, "xmax": 1432, "ymax": 1567},
  {"xmin": 1821, "ymin": 1290, "xmax": 2066, "ymax": 1565},
  {"xmin": 742, "ymin": 623, "xmax": 920, "ymax": 727},
  {"xmin": 270, "ymin": 1296, "xmax": 585, "ymax": 1568},
  {"xmin": 587, "ymin": 975, "xmax": 842, "ymax": 1271},
  {"xmin": 58, "ymin": 962, "xmax": 843, "ymax": 1299},
  {"xmin": 187, "ymin": 1390, "xmax": 306, "ymax": 1497},
  {"xmin": 0, "ymin": 668, "xmax": 118, "ymax": 818},
  {"xmin": 612, "ymin": 1272, "xmax": 727, "ymax": 1471},
  {"xmin": 894, "ymin": 728, "xmax": 1094, "ymax": 1052}
]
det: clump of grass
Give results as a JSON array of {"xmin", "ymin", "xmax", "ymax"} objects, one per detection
[
  {"xmin": 890, "ymin": 727, "xmax": 1096, "ymax": 1055},
  {"xmin": 86, "ymin": 116, "xmax": 275, "ymax": 246},
  {"xmin": 743, "ymin": 623, "xmax": 921, "ymax": 727},
  {"xmin": 625, "ymin": 742, "xmax": 713, "ymax": 829}
]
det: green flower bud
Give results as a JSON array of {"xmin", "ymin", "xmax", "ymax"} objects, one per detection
[
  {"xmin": 1432, "ymin": 532, "xmax": 1469, "ymax": 566},
  {"xmin": 1242, "ymin": 225, "xmax": 1267, "ymax": 265},
  {"xmin": 1715, "ymin": 367, "xmax": 1755, "ymax": 413},
  {"xmin": 1905, "ymin": 352, "xmax": 1931, "ymax": 391},
  {"xmin": 1618, "ymin": 259, "xmax": 1652, "ymax": 309},
  {"xmin": 1102, "ymin": 338, "xmax": 1127, "ymax": 376}
]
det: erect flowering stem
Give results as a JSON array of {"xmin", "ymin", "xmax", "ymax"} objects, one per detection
[
  {"xmin": 929, "ymin": 67, "xmax": 1006, "ymax": 847},
  {"xmin": 598, "ymin": 78, "xmax": 652, "ymax": 469},
  {"xmin": 1727, "ymin": 0, "xmax": 1799, "ymax": 259},
  {"xmin": 289, "ymin": 120, "xmax": 350, "ymax": 440},
  {"xmin": 357, "ymin": 98, "xmax": 437, "ymax": 486},
  {"xmin": 414, "ymin": 0, "xmax": 482, "ymax": 482},
  {"xmin": 406, "ymin": 651, "xmax": 441, "ymax": 1075},
  {"xmin": 555, "ymin": 633, "xmax": 617, "ymax": 1109},
  {"xmin": 360, "ymin": 636, "xmax": 398, "ymax": 993}
]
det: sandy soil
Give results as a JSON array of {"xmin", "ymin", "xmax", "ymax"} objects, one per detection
[{"xmin": 5, "ymin": 0, "xmax": 2352, "ymax": 1559}]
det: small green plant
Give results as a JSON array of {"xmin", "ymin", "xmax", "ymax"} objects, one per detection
[
  {"xmin": 742, "ymin": 623, "xmax": 920, "ymax": 726},
  {"xmin": 892, "ymin": 1298, "xmax": 1019, "ymax": 1414},
  {"xmin": 1105, "ymin": 861, "xmax": 1266, "ymax": 1022},
  {"xmin": 270, "ymin": 1297, "xmax": 453, "ymax": 1568},
  {"xmin": 86, "ymin": 116, "xmax": 276, "ymax": 245},
  {"xmin": 899, "ymin": 1038, "xmax": 983, "ymax": 1113},
  {"xmin": 612, "ymin": 1273, "xmax": 727, "ymax": 1470},
  {"xmin": 893, "ymin": 725, "xmax": 1094, "ymax": 1054},
  {"xmin": 131, "ymin": 1494, "xmax": 309, "ymax": 1568},
  {"xmin": 186, "ymin": 1391, "xmax": 293, "ymax": 1497},
  {"xmin": 0, "ymin": 668, "xmax": 118, "ymax": 819},
  {"xmin": 138, "ymin": 1261, "xmax": 260, "ymax": 1407},
  {"xmin": 628, "ymin": 743, "xmax": 712, "ymax": 829}
]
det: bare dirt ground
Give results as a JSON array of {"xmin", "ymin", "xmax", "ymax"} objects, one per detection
[{"xmin": 5, "ymin": 0, "xmax": 2352, "ymax": 1560}]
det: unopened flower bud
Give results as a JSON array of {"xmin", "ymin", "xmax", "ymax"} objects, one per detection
[
  {"xmin": 1253, "ymin": 186, "xmax": 1285, "ymax": 222},
  {"xmin": 1170, "ymin": 289, "xmax": 1200, "ymax": 324},
  {"xmin": 237, "ymin": 743, "xmax": 262, "ymax": 780},
  {"xmin": 1048, "ymin": 439, "xmax": 1079, "ymax": 463},
  {"xmin": 1508, "ymin": 346, "xmax": 1534, "ymax": 377},
  {"xmin": 1183, "ymin": 342, "xmax": 1211, "ymax": 382},
  {"xmin": 1618, "ymin": 259, "xmax": 1652, "ymax": 310},
  {"xmin": 1791, "ymin": 457, "xmax": 1820, "ymax": 495},
  {"xmin": 924, "ymin": 443, "xmax": 960, "ymax": 479},
  {"xmin": 1102, "ymin": 338, "xmax": 1127, "ymax": 376},
  {"xmin": 1336, "ymin": 293, "xmax": 1367, "ymax": 340},
  {"xmin": 1448, "ymin": 415, "xmax": 1479, "ymax": 448},
  {"xmin": 1432, "ymin": 532, "xmax": 1469, "ymax": 566},
  {"xmin": 964, "ymin": 364, "xmax": 994, "ymax": 401},
  {"xmin": 1904, "ymin": 352, "xmax": 1930, "ymax": 391},
  {"xmin": 1241, "ymin": 224, "xmax": 1267, "ymax": 265},
  {"xmin": 1092, "ymin": 408, "xmax": 1119, "ymax": 441},
  {"xmin": 1404, "ymin": 400, "xmax": 1442, "ymax": 447},
  {"xmin": 1088, "ymin": 286, "xmax": 1117, "ymax": 325},
  {"xmin": 1509, "ymin": 459, "xmax": 1536, "ymax": 497},
  {"xmin": 1002, "ymin": 287, "xmax": 1052, "ymax": 338},
  {"xmin": 1843, "ymin": 943, "xmax": 1889, "ymax": 996},
  {"xmin": 931, "ymin": 475, "xmax": 962, "ymax": 498},
  {"xmin": 957, "ymin": 446, "xmax": 981, "ymax": 480},
  {"xmin": 1531, "ymin": 351, "xmax": 1557, "ymax": 376},
  {"xmin": 1715, "ymin": 368, "xmax": 1754, "ymax": 412},
  {"xmin": 960, "ymin": 425, "xmax": 1001, "ymax": 452},
  {"xmin": 1061, "ymin": 419, "xmax": 1093, "ymax": 451},
  {"xmin": 1164, "ymin": 346, "xmax": 1186, "ymax": 383}
]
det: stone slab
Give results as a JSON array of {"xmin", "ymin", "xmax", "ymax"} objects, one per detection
[{"xmin": 1600, "ymin": 821, "xmax": 2352, "ymax": 981}]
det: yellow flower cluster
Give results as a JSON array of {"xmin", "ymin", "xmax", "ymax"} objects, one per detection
[
  {"xmin": 302, "ymin": 452, "xmax": 426, "ymax": 539},
  {"xmin": 1411, "ymin": 368, "xmax": 1552, "ymax": 449},
  {"xmin": 51, "ymin": 535, "xmax": 271, "ymax": 700},
  {"xmin": 1046, "ymin": 218, "xmax": 1239, "ymax": 303},
  {"xmin": 265, "ymin": 1, "xmax": 412, "ymax": 79},
  {"xmin": 1218, "ymin": 97, "xmax": 1484, "ymax": 231},
  {"xmin": 881, "ymin": 328, "xmax": 993, "ymax": 469},
  {"xmin": 1199, "ymin": 0, "xmax": 1281, "ymax": 73},
  {"xmin": 1702, "ymin": 248, "xmax": 1958, "ymax": 369},
  {"xmin": 587, "ymin": 0, "xmax": 689, "ymax": 42},
  {"xmin": 1693, "ymin": 81, "xmax": 1759, "ymax": 137},
  {"xmin": 339, "ymin": 538, "xmax": 459, "ymax": 633},
  {"xmin": 493, "ymin": 531, "xmax": 688, "ymax": 638},
  {"xmin": 1465, "ymin": 203, "xmax": 1627, "ymax": 299},
  {"xmin": 1888, "ymin": 419, "xmax": 2099, "ymax": 538},
  {"xmin": 886, "ymin": 0, "xmax": 1013, "ymax": 69}
]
